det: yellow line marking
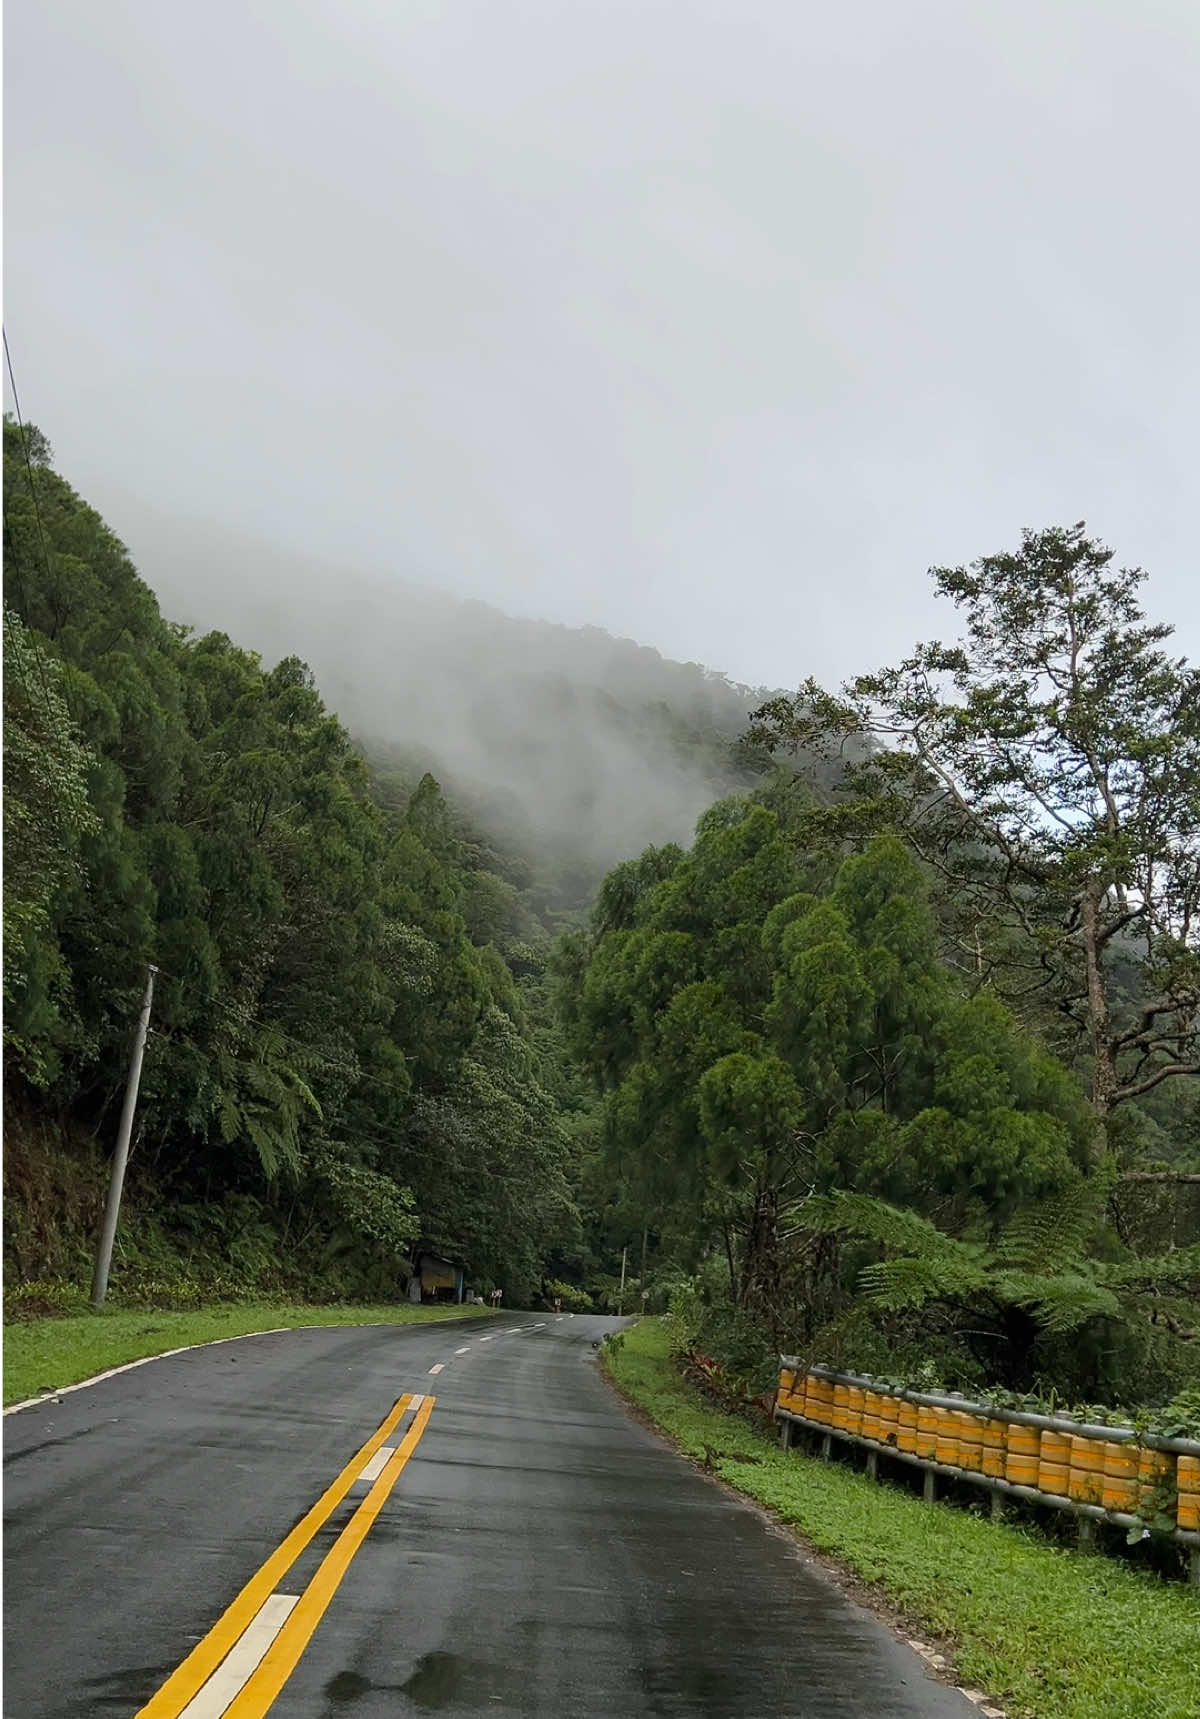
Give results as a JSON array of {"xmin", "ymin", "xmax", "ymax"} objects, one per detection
[
  {"xmin": 177, "ymin": 1594, "xmax": 298, "ymax": 1719},
  {"xmin": 135, "ymin": 1394, "xmax": 415, "ymax": 1719},
  {"xmin": 223, "ymin": 1396, "xmax": 436, "ymax": 1717}
]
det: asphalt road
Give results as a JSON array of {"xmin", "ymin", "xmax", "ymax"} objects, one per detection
[{"xmin": 4, "ymin": 1313, "xmax": 978, "ymax": 1717}]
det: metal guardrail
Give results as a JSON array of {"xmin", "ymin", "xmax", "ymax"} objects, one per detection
[{"xmin": 774, "ymin": 1360, "xmax": 1200, "ymax": 1586}]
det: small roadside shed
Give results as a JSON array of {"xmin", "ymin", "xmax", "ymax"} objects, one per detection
[{"xmin": 411, "ymin": 1249, "xmax": 465, "ymax": 1304}]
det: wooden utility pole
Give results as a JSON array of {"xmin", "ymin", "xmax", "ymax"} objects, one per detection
[{"xmin": 91, "ymin": 965, "xmax": 157, "ymax": 1309}]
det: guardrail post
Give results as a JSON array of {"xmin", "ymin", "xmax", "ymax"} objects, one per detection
[
  {"xmin": 780, "ymin": 1417, "xmax": 794, "ymax": 1450},
  {"xmin": 1077, "ymin": 1517, "xmax": 1098, "ymax": 1553},
  {"xmin": 865, "ymin": 1449, "xmax": 878, "ymax": 1480},
  {"xmin": 1191, "ymin": 1547, "xmax": 1200, "ymax": 1592},
  {"xmin": 821, "ymin": 1432, "xmax": 832, "ymax": 1461},
  {"xmin": 990, "ymin": 1492, "xmax": 1004, "ymax": 1522},
  {"xmin": 923, "ymin": 1471, "xmax": 937, "ymax": 1504}
]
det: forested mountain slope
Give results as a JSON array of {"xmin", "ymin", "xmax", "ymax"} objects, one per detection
[
  {"xmin": 84, "ymin": 497, "xmax": 779, "ymax": 894},
  {"xmin": 8, "ymin": 420, "xmax": 1195, "ymax": 1422},
  {"xmin": 2, "ymin": 419, "xmax": 600, "ymax": 1304}
]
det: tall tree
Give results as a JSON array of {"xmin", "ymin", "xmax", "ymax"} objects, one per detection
[
  {"xmin": 562, "ymin": 799, "xmax": 1095, "ymax": 1341},
  {"xmin": 752, "ymin": 526, "xmax": 1200, "ymax": 1146},
  {"xmin": 3, "ymin": 417, "xmax": 579, "ymax": 1303},
  {"xmin": 2, "ymin": 607, "xmax": 97, "ymax": 1071}
]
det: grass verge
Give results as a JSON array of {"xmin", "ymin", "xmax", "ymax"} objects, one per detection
[
  {"xmin": 603, "ymin": 1318, "xmax": 1200, "ymax": 1719},
  {"xmin": 3, "ymin": 1301, "xmax": 493, "ymax": 1407}
]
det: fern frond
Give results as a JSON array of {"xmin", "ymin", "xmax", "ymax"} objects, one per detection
[
  {"xmin": 994, "ymin": 1176, "xmax": 1101, "ymax": 1272},
  {"xmin": 803, "ymin": 1191, "xmax": 972, "ymax": 1261},
  {"xmin": 218, "ymin": 1094, "xmax": 242, "ymax": 1144},
  {"xmin": 859, "ymin": 1253, "xmax": 988, "ymax": 1311},
  {"xmin": 1096, "ymin": 1246, "xmax": 1200, "ymax": 1291},
  {"xmin": 995, "ymin": 1270, "xmax": 1120, "ymax": 1334}
]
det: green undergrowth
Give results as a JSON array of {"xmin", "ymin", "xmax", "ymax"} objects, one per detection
[
  {"xmin": 3, "ymin": 1301, "xmax": 493, "ymax": 1406},
  {"xmin": 603, "ymin": 1318, "xmax": 1200, "ymax": 1719}
]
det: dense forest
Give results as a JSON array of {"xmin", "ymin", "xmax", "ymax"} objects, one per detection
[
  {"xmin": 4, "ymin": 419, "xmax": 1199, "ymax": 1417},
  {"xmin": 2, "ymin": 418, "xmax": 610, "ymax": 1305},
  {"xmin": 103, "ymin": 499, "xmax": 779, "ymax": 888},
  {"xmin": 561, "ymin": 525, "xmax": 1200, "ymax": 1412}
]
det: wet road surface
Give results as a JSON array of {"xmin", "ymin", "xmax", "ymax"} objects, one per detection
[{"xmin": 4, "ymin": 1313, "xmax": 977, "ymax": 1716}]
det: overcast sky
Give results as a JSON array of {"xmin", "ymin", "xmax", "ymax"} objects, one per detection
[{"xmin": 5, "ymin": 0, "xmax": 1198, "ymax": 688}]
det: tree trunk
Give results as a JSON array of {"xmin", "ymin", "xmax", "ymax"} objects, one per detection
[
  {"xmin": 721, "ymin": 1220, "xmax": 737, "ymax": 1300},
  {"xmin": 738, "ymin": 1185, "xmax": 781, "ymax": 1332},
  {"xmin": 1079, "ymin": 876, "xmax": 1116, "ymax": 1155}
]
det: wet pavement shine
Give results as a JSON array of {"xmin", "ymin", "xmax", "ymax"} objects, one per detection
[{"xmin": 4, "ymin": 1314, "xmax": 977, "ymax": 1716}]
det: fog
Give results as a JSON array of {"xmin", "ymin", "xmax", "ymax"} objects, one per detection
[
  {"xmin": 111, "ymin": 494, "xmax": 761, "ymax": 873},
  {"xmin": 6, "ymin": 0, "xmax": 1198, "ymax": 699},
  {"xmin": 5, "ymin": 1, "xmax": 1199, "ymax": 871}
]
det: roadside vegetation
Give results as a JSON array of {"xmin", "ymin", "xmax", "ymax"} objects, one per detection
[
  {"xmin": 3, "ymin": 1300, "xmax": 492, "ymax": 1407},
  {"xmin": 562, "ymin": 529, "xmax": 1200, "ymax": 1414},
  {"xmin": 604, "ymin": 1319, "xmax": 1200, "ymax": 1719},
  {"xmin": 2, "ymin": 418, "xmax": 607, "ymax": 1308},
  {"xmin": 5, "ymin": 419, "xmax": 1197, "ymax": 1447},
  {"xmin": 2, "ymin": 417, "xmax": 763, "ymax": 1313}
]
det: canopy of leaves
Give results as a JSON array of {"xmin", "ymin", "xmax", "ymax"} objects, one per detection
[
  {"xmin": 558, "ymin": 790, "xmax": 1115, "ymax": 1365},
  {"xmin": 750, "ymin": 525, "xmax": 1200, "ymax": 1123},
  {"xmin": 3, "ymin": 417, "xmax": 575, "ymax": 1298}
]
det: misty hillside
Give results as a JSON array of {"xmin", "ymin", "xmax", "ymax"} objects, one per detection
[{"xmin": 105, "ymin": 504, "xmax": 780, "ymax": 882}]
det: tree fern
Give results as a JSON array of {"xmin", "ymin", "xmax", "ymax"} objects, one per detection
[
  {"xmin": 993, "ymin": 1175, "xmax": 1102, "ymax": 1272},
  {"xmin": 803, "ymin": 1190, "xmax": 971, "ymax": 1261},
  {"xmin": 859, "ymin": 1251, "xmax": 988, "ymax": 1311},
  {"xmin": 803, "ymin": 1181, "xmax": 1187, "ymax": 1350},
  {"xmin": 1096, "ymin": 1246, "xmax": 1200, "ymax": 1291},
  {"xmin": 994, "ymin": 1270, "xmax": 1121, "ymax": 1334}
]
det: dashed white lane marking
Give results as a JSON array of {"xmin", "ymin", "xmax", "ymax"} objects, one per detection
[
  {"xmin": 407, "ymin": 1393, "xmax": 427, "ymax": 1411},
  {"xmin": 555, "ymin": 1316, "xmax": 564, "ymax": 1321},
  {"xmin": 505, "ymin": 1326, "xmax": 523, "ymax": 1333},
  {"xmin": 428, "ymin": 1363, "xmax": 444, "ymax": 1374},
  {"xmin": 478, "ymin": 1335, "xmax": 495, "ymax": 1342},
  {"xmin": 357, "ymin": 1446, "xmax": 395, "ymax": 1483},
  {"xmin": 455, "ymin": 1346, "xmax": 471, "ymax": 1355},
  {"xmin": 178, "ymin": 1593, "xmax": 298, "ymax": 1718}
]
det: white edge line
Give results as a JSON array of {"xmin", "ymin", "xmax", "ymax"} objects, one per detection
[{"xmin": 4, "ymin": 1317, "xmax": 494, "ymax": 1417}]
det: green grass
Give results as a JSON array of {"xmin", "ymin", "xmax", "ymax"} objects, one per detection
[
  {"xmin": 3, "ymin": 1301, "xmax": 494, "ymax": 1406},
  {"xmin": 604, "ymin": 1319, "xmax": 1200, "ymax": 1719}
]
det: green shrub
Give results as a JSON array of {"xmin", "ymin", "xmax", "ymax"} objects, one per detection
[{"xmin": 543, "ymin": 1278, "xmax": 594, "ymax": 1313}]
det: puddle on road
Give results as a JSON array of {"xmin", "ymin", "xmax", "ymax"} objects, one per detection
[
  {"xmin": 325, "ymin": 1669, "xmax": 373, "ymax": 1703},
  {"xmin": 325, "ymin": 1651, "xmax": 525, "ymax": 1710}
]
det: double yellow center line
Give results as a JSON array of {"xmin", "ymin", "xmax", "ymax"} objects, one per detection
[{"xmin": 137, "ymin": 1393, "xmax": 435, "ymax": 1719}]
